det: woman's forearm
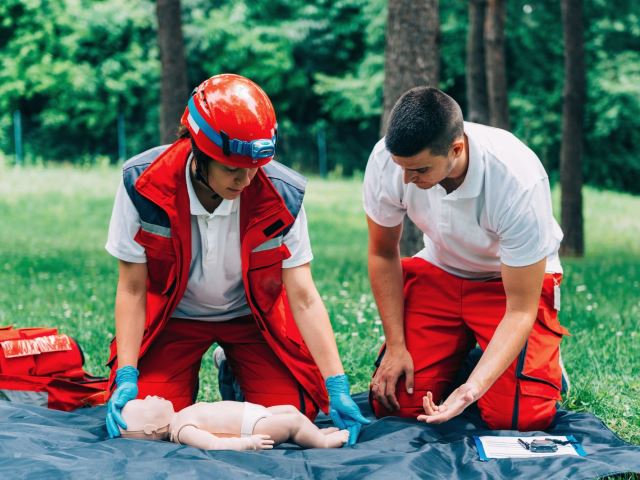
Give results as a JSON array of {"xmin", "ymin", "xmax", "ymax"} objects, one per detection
[
  {"xmin": 283, "ymin": 264, "xmax": 344, "ymax": 378},
  {"xmin": 114, "ymin": 261, "xmax": 148, "ymax": 368},
  {"xmin": 114, "ymin": 288, "xmax": 146, "ymax": 368}
]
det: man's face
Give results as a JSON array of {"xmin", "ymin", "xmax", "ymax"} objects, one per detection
[
  {"xmin": 391, "ymin": 139, "xmax": 466, "ymax": 190},
  {"xmin": 391, "ymin": 149, "xmax": 453, "ymax": 189},
  {"xmin": 206, "ymin": 160, "xmax": 259, "ymax": 200}
]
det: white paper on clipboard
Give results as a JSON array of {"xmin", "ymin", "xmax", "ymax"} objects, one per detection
[{"xmin": 474, "ymin": 435, "xmax": 587, "ymax": 461}]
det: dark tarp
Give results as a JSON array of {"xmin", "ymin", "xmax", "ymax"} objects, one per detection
[{"xmin": 1, "ymin": 393, "xmax": 639, "ymax": 479}]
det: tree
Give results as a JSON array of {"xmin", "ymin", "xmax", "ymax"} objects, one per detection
[
  {"xmin": 466, "ymin": 0, "xmax": 489, "ymax": 124},
  {"xmin": 484, "ymin": 0, "xmax": 509, "ymax": 129},
  {"xmin": 156, "ymin": 0, "xmax": 188, "ymax": 144},
  {"xmin": 559, "ymin": 0, "xmax": 585, "ymax": 256},
  {"xmin": 381, "ymin": 0, "xmax": 440, "ymax": 256}
]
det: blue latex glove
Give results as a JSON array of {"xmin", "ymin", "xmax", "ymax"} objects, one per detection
[
  {"xmin": 325, "ymin": 374, "xmax": 371, "ymax": 446},
  {"xmin": 106, "ymin": 366, "xmax": 139, "ymax": 438}
]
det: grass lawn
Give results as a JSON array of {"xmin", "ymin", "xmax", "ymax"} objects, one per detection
[{"xmin": 1, "ymin": 163, "xmax": 638, "ymax": 447}]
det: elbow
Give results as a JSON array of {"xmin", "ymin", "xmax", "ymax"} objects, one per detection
[
  {"xmin": 506, "ymin": 309, "xmax": 537, "ymax": 333},
  {"xmin": 290, "ymin": 289, "xmax": 319, "ymax": 315}
]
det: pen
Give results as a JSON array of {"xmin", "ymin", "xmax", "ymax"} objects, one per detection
[
  {"xmin": 517, "ymin": 438, "xmax": 530, "ymax": 450},
  {"xmin": 545, "ymin": 437, "xmax": 575, "ymax": 446}
]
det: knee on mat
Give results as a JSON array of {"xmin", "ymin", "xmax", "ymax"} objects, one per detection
[
  {"xmin": 479, "ymin": 393, "xmax": 557, "ymax": 431},
  {"xmin": 370, "ymin": 392, "xmax": 423, "ymax": 419}
]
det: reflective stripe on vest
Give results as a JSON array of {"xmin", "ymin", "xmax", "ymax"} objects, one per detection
[
  {"xmin": 252, "ymin": 236, "xmax": 283, "ymax": 253},
  {"xmin": 140, "ymin": 220, "xmax": 171, "ymax": 239}
]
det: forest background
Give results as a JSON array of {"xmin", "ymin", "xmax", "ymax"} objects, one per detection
[
  {"xmin": 1, "ymin": 0, "xmax": 639, "ymax": 459},
  {"xmin": 0, "ymin": 0, "xmax": 639, "ymax": 194}
]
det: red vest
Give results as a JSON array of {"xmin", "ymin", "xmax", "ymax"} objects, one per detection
[{"xmin": 107, "ymin": 139, "xmax": 328, "ymax": 412}]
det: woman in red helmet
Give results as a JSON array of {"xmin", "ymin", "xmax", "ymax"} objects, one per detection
[{"xmin": 104, "ymin": 74, "xmax": 368, "ymax": 445}]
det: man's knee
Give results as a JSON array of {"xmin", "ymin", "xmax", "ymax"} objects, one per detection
[
  {"xmin": 370, "ymin": 394, "xmax": 423, "ymax": 419},
  {"xmin": 479, "ymin": 384, "xmax": 557, "ymax": 431}
]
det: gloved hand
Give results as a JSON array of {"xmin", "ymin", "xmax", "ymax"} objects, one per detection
[
  {"xmin": 106, "ymin": 366, "xmax": 139, "ymax": 438},
  {"xmin": 325, "ymin": 374, "xmax": 370, "ymax": 446}
]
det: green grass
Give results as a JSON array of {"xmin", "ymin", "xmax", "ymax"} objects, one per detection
[{"xmin": 1, "ymin": 164, "xmax": 639, "ymax": 449}]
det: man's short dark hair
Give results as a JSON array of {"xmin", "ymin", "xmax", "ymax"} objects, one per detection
[{"xmin": 385, "ymin": 87, "xmax": 464, "ymax": 157}]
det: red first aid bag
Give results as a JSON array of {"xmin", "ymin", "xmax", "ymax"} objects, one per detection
[{"xmin": 0, "ymin": 325, "xmax": 107, "ymax": 411}]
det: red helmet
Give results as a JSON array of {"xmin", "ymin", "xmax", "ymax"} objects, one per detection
[{"xmin": 181, "ymin": 74, "xmax": 277, "ymax": 168}]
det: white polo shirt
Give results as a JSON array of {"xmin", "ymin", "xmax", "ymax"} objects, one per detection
[
  {"xmin": 363, "ymin": 122, "xmax": 563, "ymax": 279},
  {"xmin": 106, "ymin": 157, "xmax": 313, "ymax": 321}
]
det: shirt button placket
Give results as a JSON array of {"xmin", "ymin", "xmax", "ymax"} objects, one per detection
[
  {"xmin": 437, "ymin": 187, "xmax": 451, "ymax": 234},
  {"xmin": 206, "ymin": 216, "xmax": 217, "ymax": 260}
]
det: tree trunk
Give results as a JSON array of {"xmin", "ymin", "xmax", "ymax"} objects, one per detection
[
  {"xmin": 156, "ymin": 0, "xmax": 188, "ymax": 145},
  {"xmin": 559, "ymin": 0, "xmax": 585, "ymax": 257},
  {"xmin": 466, "ymin": 0, "xmax": 489, "ymax": 124},
  {"xmin": 381, "ymin": 0, "xmax": 440, "ymax": 256},
  {"xmin": 381, "ymin": 0, "xmax": 440, "ymax": 137},
  {"xmin": 484, "ymin": 0, "xmax": 509, "ymax": 129}
]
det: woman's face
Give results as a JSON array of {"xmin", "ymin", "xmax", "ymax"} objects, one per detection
[{"xmin": 205, "ymin": 159, "xmax": 258, "ymax": 200}]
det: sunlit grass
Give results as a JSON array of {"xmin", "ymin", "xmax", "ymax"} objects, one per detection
[{"xmin": 1, "ymin": 164, "xmax": 638, "ymax": 446}]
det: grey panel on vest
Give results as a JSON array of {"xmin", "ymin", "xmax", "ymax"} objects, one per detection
[
  {"xmin": 122, "ymin": 146, "xmax": 172, "ymax": 232},
  {"xmin": 252, "ymin": 236, "xmax": 283, "ymax": 253},
  {"xmin": 263, "ymin": 161, "xmax": 307, "ymax": 235}
]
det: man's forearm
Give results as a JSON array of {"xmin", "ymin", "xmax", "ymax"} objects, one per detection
[
  {"xmin": 467, "ymin": 310, "xmax": 536, "ymax": 396},
  {"xmin": 368, "ymin": 254, "xmax": 406, "ymax": 350}
]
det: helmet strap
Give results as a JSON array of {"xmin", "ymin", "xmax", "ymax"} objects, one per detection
[{"xmin": 219, "ymin": 130, "xmax": 231, "ymax": 156}]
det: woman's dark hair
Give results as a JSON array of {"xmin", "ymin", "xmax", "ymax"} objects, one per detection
[
  {"xmin": 177, "ymin": 124, "xmax": 190, "ymax": 139},
  {"xmin": 176, "ymin": 125, "xmax": 210, "ymax": 166},
  {"xmin": 385, "ymin": 87, "xmax": 464, "ymax": 157}
]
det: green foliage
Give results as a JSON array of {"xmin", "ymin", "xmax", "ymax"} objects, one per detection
[
  {"xmin": 1, "ymin": 167, "xmax": 639, "ymax": 445},
  {"xmin": 0, "ymin": 0, "xmax": 638, "ymax": 192},
  {"xmin": 182, "ymin": 0, "xmax": 384, "ymax": 173},
  {"xmin": 0, "ymin": 0, "xmax": 158, "ymax": 162},
  {"xmin": 503, "ymin": 0, "xmax": 640, "ymax": 192}
]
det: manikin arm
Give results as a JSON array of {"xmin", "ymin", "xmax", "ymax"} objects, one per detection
[{"xmin": 176, "ymin": 426, "xmax": 273, "ymax": 451}]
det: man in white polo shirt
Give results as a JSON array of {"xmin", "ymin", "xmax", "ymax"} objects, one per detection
[{"xmin": 364, "ymin": 86, "xmax": 569, "ymax": 431}]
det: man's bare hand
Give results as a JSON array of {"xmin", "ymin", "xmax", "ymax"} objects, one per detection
[
  {"xmin": 417, "ymin": 383, "xmax": 480, "ymax": 424},
  {"xmin": 371, "ymin": 347, "xmax": 414, "ymax": 411}
]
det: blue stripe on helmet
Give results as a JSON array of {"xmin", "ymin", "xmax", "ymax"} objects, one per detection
[{"xmin": 187, "ymin": 97, "xmax": 224, "ymax": 148}]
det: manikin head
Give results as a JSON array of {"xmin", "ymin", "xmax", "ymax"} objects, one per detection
[{"xmin": 119, "ymin": 396, "xmax": 176, "ymax": 441}]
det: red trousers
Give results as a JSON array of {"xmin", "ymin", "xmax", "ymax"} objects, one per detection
[
  {"xmin": 371, "ymin": 258, "xmax": 569, "ymax": 431},
  {"xmin": 109, "ymin": 315, "xmax": 318, "ymax": 419}
]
